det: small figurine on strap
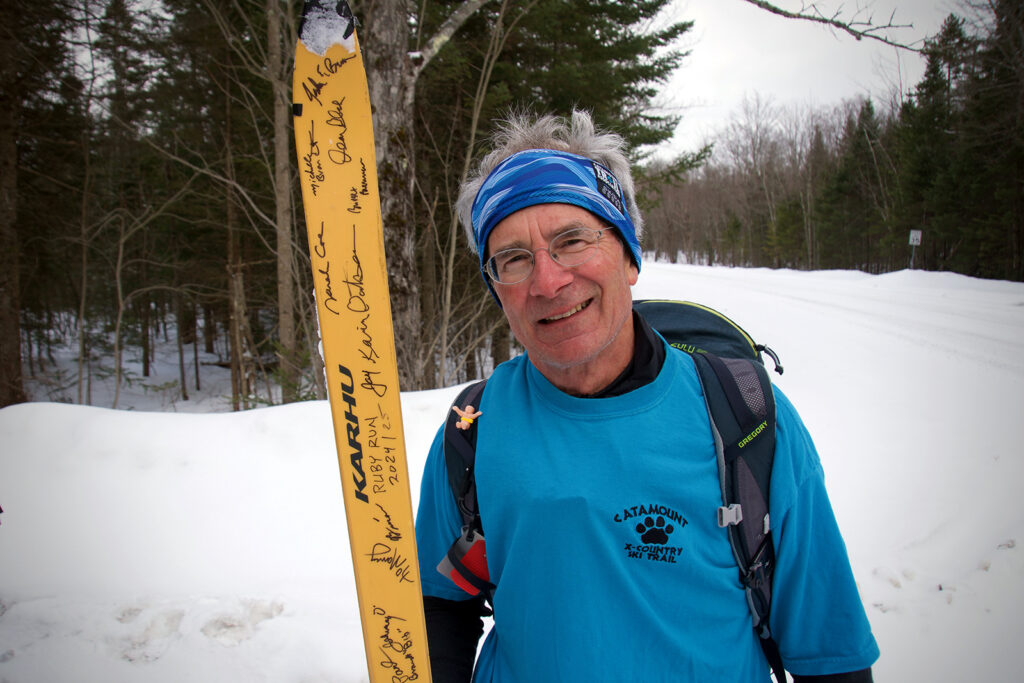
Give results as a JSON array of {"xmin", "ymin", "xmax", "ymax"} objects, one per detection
[{"xmin": 452, "ymin": 404, "xmax": 482, "ymax": 431}]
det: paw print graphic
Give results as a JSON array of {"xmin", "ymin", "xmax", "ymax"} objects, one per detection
[{"xmin": 636, "ymin": 516, "xmax": 674, "ymax": 545}]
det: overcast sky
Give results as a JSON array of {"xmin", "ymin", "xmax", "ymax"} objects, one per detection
[{"xmin": 657, "ymin": 0, "xmax": 962, "ymax": 156}]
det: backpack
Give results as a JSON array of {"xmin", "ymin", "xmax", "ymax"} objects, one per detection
[{"xmin": 436, "ymin": 299, "xmax": 788, "ymax": 682}]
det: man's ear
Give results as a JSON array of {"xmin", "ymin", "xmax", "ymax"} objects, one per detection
[
  {"xmin": 609, "ymin": 225, "xmax": 639, "ymax": 285},
  {"xmin": 615, "ymin": 234, "xmax": 639, "ymax": 285}
]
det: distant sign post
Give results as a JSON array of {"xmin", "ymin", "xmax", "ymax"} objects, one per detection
[{"xmin": 909, "ymin": 230, "xmax": 922, "ymax": 269}]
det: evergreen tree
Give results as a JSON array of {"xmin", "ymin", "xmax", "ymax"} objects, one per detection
[
  {"xmin": 816, "ymin": 100, "xmax": 895, "ymax": 271},
  {"xmin": 958, "ymin": 0, "xmax": 1024, "ymax": 279},
  {"xmin": 803, "ymin": 123, "xmax": 833, "ymax": 268},
  {"xmin": 1, "ymin": 0, "xmax": 79, "ymax": 406},
  {"xmin": 895, "ymin": 14, "xmax": 974, "ymax": 272}
]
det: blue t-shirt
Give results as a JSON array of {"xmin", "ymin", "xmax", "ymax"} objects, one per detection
[{"xmin": 416, "ymin": 347, "xmax": 879, "ymax": 682}]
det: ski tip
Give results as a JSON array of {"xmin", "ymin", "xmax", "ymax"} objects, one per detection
[{"xmin": 298, "ymin": 0, "xmax": 358, "ymax": 56}]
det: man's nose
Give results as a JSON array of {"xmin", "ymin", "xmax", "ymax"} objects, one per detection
[{"xmin": 528, "ymin": 248, "xmax": 573, "ymax": 298}]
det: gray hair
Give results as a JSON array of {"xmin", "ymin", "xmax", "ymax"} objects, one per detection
[{"xmin": 455, "ymin": 109, "xmax": 643, "ymax": 254}]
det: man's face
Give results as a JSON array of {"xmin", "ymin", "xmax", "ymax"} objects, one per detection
[{"xmin": 487, "ymin": 203, "xmax": 639, "ymax": 393}]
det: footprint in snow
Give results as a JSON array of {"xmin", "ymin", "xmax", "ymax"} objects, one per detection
[{"xmin": 201, "ymin": 599, "xmax": 284, "ymax": 647}]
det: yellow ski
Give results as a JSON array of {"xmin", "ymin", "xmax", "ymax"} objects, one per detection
[{"xmin": 292, "ymin": 2, "xmax": 430, "ymax": 681}]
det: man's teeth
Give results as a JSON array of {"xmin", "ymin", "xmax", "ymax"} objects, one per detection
[{"xmin": 544, "ymin": 301, "xmax": 588, "ymax": 322}]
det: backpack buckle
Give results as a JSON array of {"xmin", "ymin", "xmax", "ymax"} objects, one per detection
[{"xmin": 717, "ymin": 503, "xmax": 743, "ymax": 527}]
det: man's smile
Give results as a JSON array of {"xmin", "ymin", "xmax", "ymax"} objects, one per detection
[{"xmin": 539, "ymin": 299, "xmax": 592, "ymax": 324}]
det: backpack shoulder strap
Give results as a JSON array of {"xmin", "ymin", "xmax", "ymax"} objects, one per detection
[
  {"xmin": 443, "ymin": 379, "xmax": 488, "ymax": 530},
  {"xmin": 690, "ymin": 351, "xmax": 786, "ymax": 682},
  {"xmin": 437, "ymin": 380, "xmax": 495, "ymax": 600}
]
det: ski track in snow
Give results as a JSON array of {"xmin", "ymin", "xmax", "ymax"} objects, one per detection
[{"xmin": 640, "ymin": 263, "xmax": 1024, "ymax": 375}]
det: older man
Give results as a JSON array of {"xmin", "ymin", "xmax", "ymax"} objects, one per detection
[{"xmin": 415, "ymin": 111, "xmax": 878, "ymax": 682}]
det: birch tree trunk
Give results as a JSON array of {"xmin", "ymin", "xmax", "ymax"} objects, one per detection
[
  {"xmin": 361, "ymin": 0, "xmax": 490, "ymax": 390},
  {"xmin": 362, "ymin": 0, "xmax": 423, "ymax": 389}
]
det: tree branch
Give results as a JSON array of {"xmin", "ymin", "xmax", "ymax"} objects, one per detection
[
  {"xmin": 415, "ymin": 0, "xmax": 492, "ymax": 79},
  {"xmin": 741, "ymin": 0, "xmax": 921, "ymax": 52}
]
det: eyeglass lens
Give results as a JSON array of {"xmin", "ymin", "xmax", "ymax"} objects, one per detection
[{"xmin": 487, "ymin": 227, "xmax": 603, "ymax": 284}]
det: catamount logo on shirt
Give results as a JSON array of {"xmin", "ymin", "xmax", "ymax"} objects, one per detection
[{"xmin": 614, "ymin": 503, "xmax": 688, "ymax": 564}]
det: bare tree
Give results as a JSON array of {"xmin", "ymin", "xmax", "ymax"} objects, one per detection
[
  {"xmin": 109, "ymin": 178, "xmax": 197, "ymax": 408},
  {"xmin": 75, "ymin": 4, "xmax": 101, "ymax": 405},
  {"xmin": 266, "ymin": 0, "xmax": 301, "ymax": 401},
  {"xmin": 777, "ymin": 103, "xmax": 827, "ymax": 268},
  {"xmin": 722, "ymin": 93, "xmax": 784, "ymax": 265},
  {"xmin": 200, "ymin": 0, "xmax": 303, "ymax": 402}
]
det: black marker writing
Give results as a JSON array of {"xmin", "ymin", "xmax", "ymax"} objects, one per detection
[
  {"xmin": 319, "ymin": 259, "xmax": 341, "ymax": 316},
  {"xmin": 301, "ymin": 76, "xmax": 326, "ymax": 106},
  {"xmin": 316, "ymin": 54, "xmax": 357, "ymax": 78},
  {"xmin": 326, "ymin": 98, "xmax": 351, "ymax": 165},
  {"xmin": 368, "ymin": 544, "xmax": 414, "ymax": 583},
  {"xmin": 373, "ymin": 503, "xmax": 402, "ymax": 542},
  {"xmin": 345, "ymin": 228, "xmax": 368, "ymax": 312},
  {"xmin": 358, "ymin": 313, "xmax": 379, "ymax": 363},
  {"xmin": 359, "ymin": 158, "xmax": 370, "ymax": 195},
  {"xmin": 361, "ymin": 370, "xmax": 387, "ymax": 397},
  {"xmin": 372, "ymin": 607, "xmax": 419, "ymax": 682},
  {"xmin": 343, "ymin": 228, "xmax": 379, "ymax": 362},
  {"xmin": 303, "ymin": 123, "xmax": 325, "ymax": 196},
  {"xmin": 314, "ymin": 221, "xmax": 327, "ymax": 259}
]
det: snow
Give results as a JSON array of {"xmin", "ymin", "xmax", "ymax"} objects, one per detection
[
  {"xmin": 298, "ymin": 1, "xmax": 357, "ymax": 56},
  {"xmin": 2, "ymin": 264, "xmax": 1023, "ymax": 681}
]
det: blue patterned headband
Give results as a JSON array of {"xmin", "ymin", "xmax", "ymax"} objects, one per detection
[{"xmin": 470, "ymin": 149, "xmax": 642, "ymax": 296}]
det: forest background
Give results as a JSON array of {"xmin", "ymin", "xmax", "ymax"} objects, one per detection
[{"xmin": 2, "ymin": 0, "xmax": 1021, "ymax": 410}]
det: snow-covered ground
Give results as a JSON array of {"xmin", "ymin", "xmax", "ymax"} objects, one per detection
[{"xmin": 2, "ymin": 263, "xmax": 1023, "ymax": 682}]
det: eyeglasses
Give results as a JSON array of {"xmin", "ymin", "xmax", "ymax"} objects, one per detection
[{"xmin": 484, "ymin": 227, "xmax": 606, "ymax": 285}]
